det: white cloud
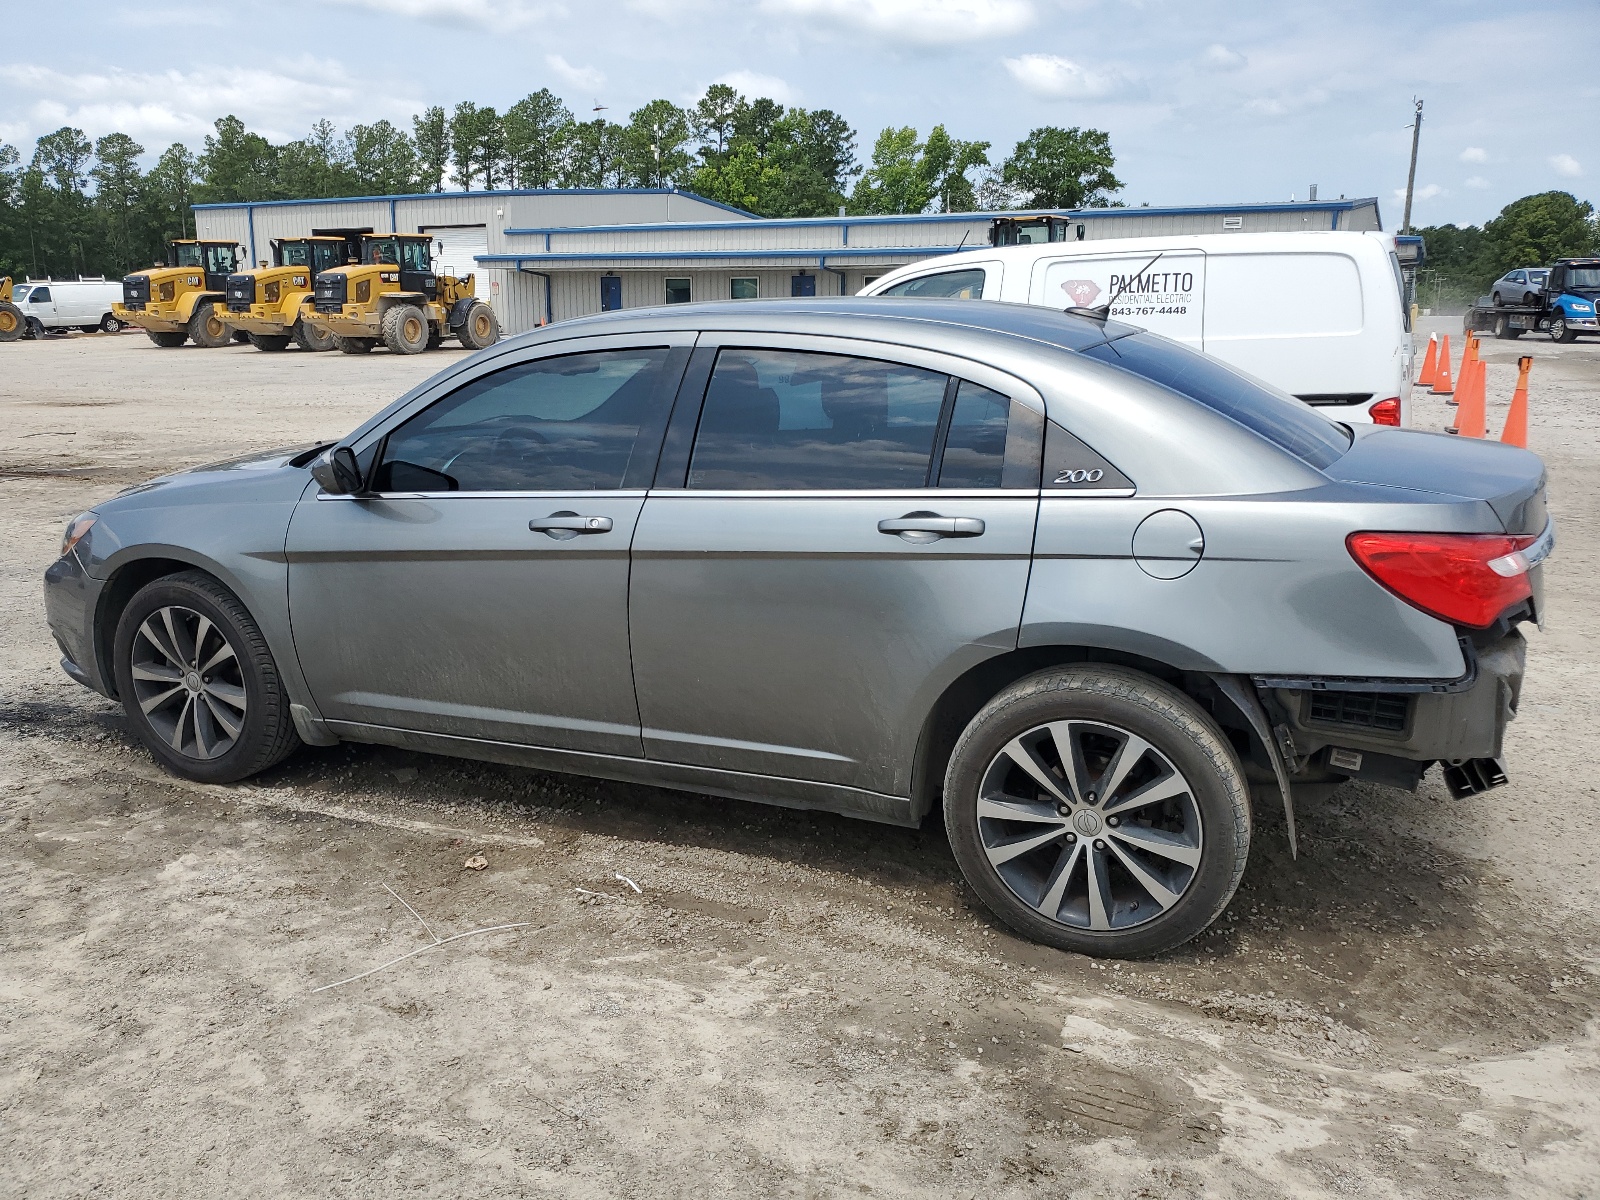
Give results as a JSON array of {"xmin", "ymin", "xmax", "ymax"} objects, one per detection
[
  {"xmin": 1392, "ymin": 183, "xmax": 1443, "ymax": 204},
  {"xmin": 1199, "ymin": 43, "xmax": 1246, "ymax": 71},
  {"xmin": 1550, "ymin": 153, "xmax": 1583, "ymax": 178},
  {"xmin": 1465, "ymin": 175, "xmax": 1489, "ymax": 189},
  {"xmin": 545, "ymin": 54, "xmax": 605, "ymax": 93},
  {"xmin": 713, "ymin": 70, "xmax": 799, "ymax": 105},
  {"xmin": 1459, "ymin": 146, "xmax": 1488, "ymax": 164},
  {"xmin": 324, "ymin": 0, "xmax": 564, "ymax": 28},
  {"xmin": 1003, "ymin": 53, "xmax": 1130, "ymax": 100},
  {"xmin": 762, "ymin": 0, "xmax": 1034, "ymax": 46}
]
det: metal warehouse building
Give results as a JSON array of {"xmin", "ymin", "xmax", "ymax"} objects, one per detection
[{"xmin": 193, "ymin": 189, "xmax": 1384, "ymax": 336}]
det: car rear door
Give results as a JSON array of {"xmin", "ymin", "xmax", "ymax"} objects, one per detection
[
  {"xmin": 627, "ymin": 334, "xmax": 1045, "ymax": 797},
  {"xmin": 286, "ymin": 333, "xmax": 691, "ymax": 755}
]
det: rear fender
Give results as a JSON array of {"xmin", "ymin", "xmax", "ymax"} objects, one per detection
[{"xmin": 447, "ymin": 296, "xmax": 477, "ymax": 328}]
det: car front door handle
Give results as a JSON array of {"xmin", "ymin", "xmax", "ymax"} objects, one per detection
[
  {"xmin": 877, "ymin": 512, "xmax": 986, "ymax": 542},
  {"xmin": 529, "ymin": 512, "xmax": 613, "ymax": 540}
]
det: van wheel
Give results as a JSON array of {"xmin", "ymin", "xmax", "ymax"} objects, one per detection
[
  {"xmin": 292, "ymin": 319, "xmax": 336, "ymax": 352},
  {"xmin": 456, "ymin": 301, "xmax": 500, "ymax": 350},
  {"xmin": 381, "ymin": 303, "xmax": 429, "ymax": 354},
  {"xmin": 0, "ymin": 300, "xmax": 23, "ymax": 341},
  {"xmin": 336, "ymin": 336, "xmax": 375, "ymax": 354},
  {"xmin": 26, "ymin": 316, "xmax": 47, "ymax": 339},
  {"xmin": 187, "ymin": 300, "xmax": 232, "ymax": 348},
  {"xmin": 112, "ymin": 571, "xmax": 300, "ymax": 784},
  {"xmin": 248, "ymin": 333, "xmax": 291, "ymax": 351},
  {"xmin": 100, "ymin": 314, "xmax": 125, "ymax": 333},
  {"xmin": 1549, "ymin": 314, "xmax": 1575, "ymax": 344},
  {"xmin": 147, "ymin": 330, "xmax": 187, "ymax": 348},
  {"xmin": 943, "ymin": 665, "xmax": 1250, "ymax": 959}
]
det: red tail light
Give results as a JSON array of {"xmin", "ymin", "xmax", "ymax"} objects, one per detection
[
  {"xmin": 1347, "ymin": 531, "xmax": 1537, "ymax": 627},
  {"xmin": 1369, "ymin": 397, "xmax": 1401, "ymax": 426}
]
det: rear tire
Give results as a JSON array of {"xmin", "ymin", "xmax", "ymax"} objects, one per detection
[
  {"xmin": 335, "ymin": 336, "xmax": 375, "ymax": 354},
  {"xmin": 231, "ymin": 330, "xmax": 251, "ymax": 344},
  {"xmin": 943, "ymin": 665, "xmax": 1250, "ymax": 959},
  {"xmin": 99, "ymin": 313, "xmax": 125, "ymax": 333},
  {"xmin": 147, "ymin": 330, "xmax": 187, "ymax": 348},
  {"xmin": 0, "ymin": 300, "xmax": 23, "ymax": 342},
  {"xmin": 456, "ymin": 300, "xmax": 500, "ymax": 350},
  {"xmin": 112, "ymin": 571, "xmax": 301, "ymax": 785},
  {"xmin": 1549, "ymin": 314, "xmax": 1575, "ymax": 344},
  {"xmin": 292, "ymin": 319, "xmax": 336, "ymax": 352},
  {"xmin": 381, "ymin": 303, "xmax": 430, "ymax": 354},
  {"xmin": 187, "ymin": 299, "xmax": 231, "ymax": 348},
  {"xmin": 1494, "ymin": 314, "xmax": 1522, "ymax": 340},
  {"xmin": 248, "ymin": 333, "xmax": 291, "ymax": 351}
]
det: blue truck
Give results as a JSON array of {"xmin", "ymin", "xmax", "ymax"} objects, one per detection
[{"xmin": 1466, "ymin": 257, "xmax": 1600, "ymax": 342}]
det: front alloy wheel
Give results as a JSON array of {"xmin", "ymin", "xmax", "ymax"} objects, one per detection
[{"xmin": 129, "ymin": 605, "xmax": 248, "ymax": 759}]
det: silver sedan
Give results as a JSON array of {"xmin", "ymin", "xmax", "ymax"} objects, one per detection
[
  {"xmin": 1491, "ymin": 267, "xmax": 1549, "ymax": 306},
  {"xmin": 44, "ymin": 299, "xmax": 1551, "ymax": 958}
]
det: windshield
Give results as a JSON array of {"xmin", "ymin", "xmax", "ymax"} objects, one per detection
[
  {"xmin": 11, "ymin": 285, "xmax": 30, "ymax": 302},
  {"xmin": 173, "ymin": 244, "xmax": 203, "ymax": 268},
  {"xmin": 279, "ymin": 242, "xmax": 311, "ymax": 268},
  {"xmin": 1083, "ymin": 332, "xmax": 1351, "ymax": 469},
  {"xmin": 1566, "ymin": 267, "xmax": 1600, "ymax": 290}
]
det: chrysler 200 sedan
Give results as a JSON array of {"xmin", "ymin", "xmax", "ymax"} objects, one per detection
[{"xmin": 44, "ymin": 299, "xmax": 1552, "ymax": 958}]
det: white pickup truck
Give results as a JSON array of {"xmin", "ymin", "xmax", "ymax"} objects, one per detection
[{"xmin": 11, "ymin": 278, "xmax": 127, "ymax": 337}]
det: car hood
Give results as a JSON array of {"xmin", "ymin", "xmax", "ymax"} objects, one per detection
[{"xmin": 1327, "ymin": 427, "xmax": 1547, "ymax": 534}]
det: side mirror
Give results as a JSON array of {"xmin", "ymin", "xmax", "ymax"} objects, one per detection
[{"xmin": 311, "ymin": 446, "xmax": 365, "ymax": 495}]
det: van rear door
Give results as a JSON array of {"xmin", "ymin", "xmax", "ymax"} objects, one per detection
[{"xmin": 1029, "ymin": 250, "xmax": 1206, "ymax": 347}]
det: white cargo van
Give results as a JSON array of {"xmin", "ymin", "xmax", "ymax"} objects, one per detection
[
  {"xmin": 860, "ymin": 232, "xmax": 1414, "ymax": 425},
  {"xmin": 11, "ymin": 278, "xmax": 128, "ymax": 336}
]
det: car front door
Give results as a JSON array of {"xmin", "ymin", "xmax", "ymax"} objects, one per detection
[
  {"xmin": 287, "ymin": 334, "xmax": 691, "ymax": 755},
  {"xmin": 628, "ymin": 335, "xmax": 1044, "ymax": 798}
]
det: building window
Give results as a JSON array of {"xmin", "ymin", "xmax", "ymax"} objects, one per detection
[
  {"xmin": 862, "ymin": 276, "xmax": 881, "ymax": 289},
  {"xmin": 730, "ymin": 277, "xmax": 758, "ymax": 300},
  {"xmin": 665, "ymin": 278, "xmax": 692, "ymax": 304}
]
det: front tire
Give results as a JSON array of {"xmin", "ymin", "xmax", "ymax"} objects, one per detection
[
  {"xmin": 292, "ymin": 319, "xmax": 336, "ymax": 352},
  {"xmin": 456, "ymin": 300, "xmax": 500, "ymax": 350},
  {"xmin": 943, "ymin": 665, "xmax": 1250, "ymax": 959},
  {"xmin": 335, "ymin": 335, "xmax": 376, "ymax": 354},
  {"xmin": 381, "ymin": 303, "xmax": 429, "ymax": 354},
  {"xmin": 0, "ymin": 300, "xmax": 23, "ymax": 342},
  {"xmin": 1549, "ymin": 313, "xmax": 1575, "ymax": 344},
  {"xmin": 187, "ymin": 299, "xmax": 231, "ymax": 348},
  {"xmin": 112, "ymin": 571, "xmax": 300, "ymax": 784},
  {"xmin": 248, "ymin": 332, "xmax": 291, "ymax": 351}
]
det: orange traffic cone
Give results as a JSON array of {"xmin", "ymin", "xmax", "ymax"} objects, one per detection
[
  {"xmin": 1450, "ymin": 354, "xmax": 1487, "ymax": 437},
  {"xmin": 1430, "ymin": 333, "xmax": 1454, "ymax": 395},
  {"xmin": 1417, "ymin": 334, "xmax": 1438, "ymax": 386},
  {"xmin": 1500, "ymin": 356, "xmax": 1532, "ymax": 447}
]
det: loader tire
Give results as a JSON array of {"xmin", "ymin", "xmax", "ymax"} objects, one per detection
[
  {"xmin": 0, "ymin": 301, "xmax": 23, "ymax": 342},
  {"xmin": 248, "ymin": 333, "xmax": 291, "ymax": 352},
  {"xmin": 382, "ymin": 304, "xmax": 429, "ymax": 355},
  {"xmin": 336, "ymin": 336, "xmax": 375, "ymax": 354},
  {"xmin": 187, "ymin": 300, "xmax": 231, "ymax": 348},
  {"xmin": 456, "ymin": 301, "xmax": 500, "ymax": 350},
  {"xmin": 292, "ymin": 319, "xmax": 336, "ymax": 352},
  {"xmin": 232, "ymin": 330, "xmax": 251, "ymax": 344},
  {"xmin": 147, "ymin": 330, "xmax": 187, "ymax": 348}
]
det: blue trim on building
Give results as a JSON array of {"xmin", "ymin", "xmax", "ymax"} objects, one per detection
[
  {"xmin": 192, "ymin": 187, "xmax": 758, "ymax": 217},
  {"xmin": 480, "ymin": 247, "xmax": 968, "ymax": 267},
  {"xmin": 245, "ymin": 205, "xmax": 256, "ymax": 266}
]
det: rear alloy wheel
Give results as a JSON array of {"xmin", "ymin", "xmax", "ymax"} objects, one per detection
[
  {"xmin": 293, "ymin": 319, "xmax": 336, "ymax": 352},
  {"xmin": 456, "ymin": 300, "xmax": 500, "ymax": 350},
  {"xmin": 99, "ymin": 313, "xmax": 125, "ymax": 333},
  {"xmin": 0, "ymin": 300, "xmax": 23, "ymax": 342},
  {"xmin": 382, "ymin": 303, "xmax": 430, "ymax": 354},
  {"xmin": 147, "ymin": 330, "xmax": 187, "ymax": 348},
  {"xmin": 944, "ymin": 666, "xmax": 1250, "ymax": 958},
  {"xmin": 248, "ymin": 332, "xmax": 291, "ymax": 351},
  {"xmin": 336, "ymin": 336, "xmax": 376, "ymax": 354},
  {"xmin": 1549, "ymin": 314, "xmax": 1575, "ymax": 344},
  {"xmin": 187, "ymin": 299, "xmax": 232, "ymax": 348},
  {"xmin": 112, "ymin": 571, "xmax": 300, "ymax": 784}
]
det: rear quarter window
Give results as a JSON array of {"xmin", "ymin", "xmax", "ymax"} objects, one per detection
[{"xmin": 1083, "ymin": 332, "xmax": 1351, "ymax": 469}]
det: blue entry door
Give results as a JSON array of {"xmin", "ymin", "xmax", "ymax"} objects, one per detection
[
  {"xmin": 791, "ymin": 273, "xmax": 816, "ymax": 297},
  {"xmin": 600, "ymin": 276, "xmax": 622, "ymax": 311}
]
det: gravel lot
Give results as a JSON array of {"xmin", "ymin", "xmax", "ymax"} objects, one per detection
[{"xmin": 2, "ymin": 319, "xmax": 1598, "ymax": 1199}]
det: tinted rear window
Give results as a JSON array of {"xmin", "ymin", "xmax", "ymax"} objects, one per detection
[{"xmin": 1083, "ymin": 332, "xmax": 1350, "ymax": 469}]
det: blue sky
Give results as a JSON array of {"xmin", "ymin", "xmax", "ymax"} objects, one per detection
[{"xmin": 2, "ymin": 0, "xmax": 1595, "ymax": 227}]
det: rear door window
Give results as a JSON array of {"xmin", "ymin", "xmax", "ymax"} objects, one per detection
[{"xmin": 1083, "ymin": 332, "xmax": 1350, "ymax": 469}]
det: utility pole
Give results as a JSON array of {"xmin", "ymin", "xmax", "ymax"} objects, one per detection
[{"xmin": 1401, "ymin": 98, "xmax": 1424, "ymax": 234}]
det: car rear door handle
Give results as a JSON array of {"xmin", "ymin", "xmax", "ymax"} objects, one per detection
[
  {"xmin": 529, "ymin": 512, "xmax": 613, "ymax": 540},
  {"xmin": 877, "ymin": 512, "xmax": 986, "ymax": 541}
]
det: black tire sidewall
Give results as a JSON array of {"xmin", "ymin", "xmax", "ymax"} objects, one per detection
[
  {"xmin": 944, "ymin": 668, "xmax": 1250, "ymax": 959},
  {"xmin": 112, "ymin": 574, "xmax": 288, "ymax": 784}
]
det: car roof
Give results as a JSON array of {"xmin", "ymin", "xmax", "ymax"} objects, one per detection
[{"xmin": 504, "ymin": 297, "xmax": 1143, "ymax": 355}]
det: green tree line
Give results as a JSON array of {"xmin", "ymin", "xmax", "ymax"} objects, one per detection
[
  {"xmin": 0, "ymin": 83, "xmax": 1122, "ymax": 282},
  {"xmin": 1416, "ymin": 191, "xmax": 1598, "ymax": 309}
]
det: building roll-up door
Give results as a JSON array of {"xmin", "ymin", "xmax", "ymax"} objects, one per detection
[{"xmin": 421, "ymin": 225, "xmax": 489, "ymax": 280}]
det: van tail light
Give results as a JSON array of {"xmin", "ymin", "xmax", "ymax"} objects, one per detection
[
  {"xmin": 1347, "ymin": 531, "xmax": 1537, "ymax": 628},
  {"xmin": 1369, "ymin": 397, "xmax": 1401, "ymax": 426}
]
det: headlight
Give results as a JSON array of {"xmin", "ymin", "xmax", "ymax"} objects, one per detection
[{"xmin": 61, "ymin": 513, "xmax": 96, "ymax": 558}]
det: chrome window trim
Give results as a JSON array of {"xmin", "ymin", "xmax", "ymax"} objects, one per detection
[
  {"xmin": 642, "ymin": 488, "xmax": 1042, "ymax": 500},
  {"xmin": 317, "ymin": 489, "xmax": 651, "ymax": 502}
]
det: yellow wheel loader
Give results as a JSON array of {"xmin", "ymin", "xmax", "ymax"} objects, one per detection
[
  {"xmin": 113, "ymin": 240, "xmax": 245, "ymax": 348},
  {"xmin": 0, "ymin": 276, "xmax": 24, "ymax": 343},
  {"xmin": 219, "ymin": 237, "xmax": 345, "ymax": 351},
  {"xmin": 305, "ymin": 233, "xmax": 500, "ymax": 355}
]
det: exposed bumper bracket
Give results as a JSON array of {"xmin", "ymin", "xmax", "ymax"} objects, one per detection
[{"xmin": 1442, "ymin": 756, "xmax": 1508, "ymax": 799}]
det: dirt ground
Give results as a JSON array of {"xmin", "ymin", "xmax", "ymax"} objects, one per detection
[{"xmin": 2, "ymin": 319, "xmax": 1597, "ymax": 1199}]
